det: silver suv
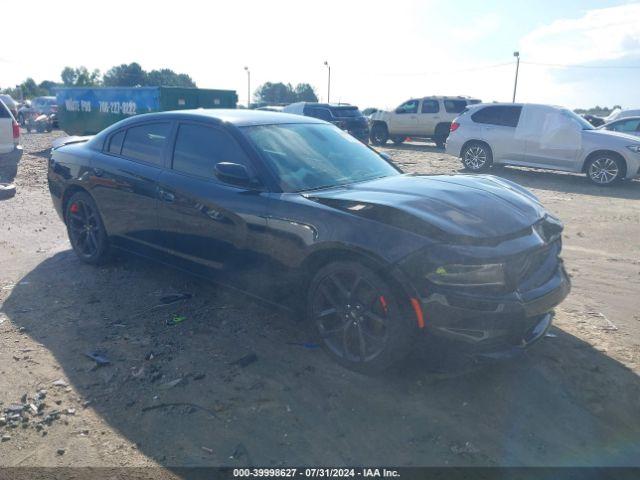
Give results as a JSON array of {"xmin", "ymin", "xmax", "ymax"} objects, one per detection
[{"xmin": 445, "ymin": 103, "xmax": 640, "ymax": 186}]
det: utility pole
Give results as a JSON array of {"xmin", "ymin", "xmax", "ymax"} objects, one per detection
[
  {"xmin": 244, "ymin": 66, "xmax": 251, "ymax": 108},
  {"xmin": 324, "ymin": 61, "xmax": 331, "ymax": 104},
  {"xmin": 512, "ymin": 51, "xmax": 520, "ymax": 103}
]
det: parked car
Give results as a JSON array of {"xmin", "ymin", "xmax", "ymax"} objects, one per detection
[
  {"xmin": 606, "ymin": 108, "xmax": 640, "ymax": 123},
  {"xmin": 445, "ymin": 103, "xmax": 640, "ymax": 186},
  {"xmin": 18, "ymin": 96, "xmax": 58, "ymax": 127},
  {"xmin": 0, "ymin": 94, "xmax": 19, "ymax": 119},
  {"xmin": 582, "ymin": 114, "xmax": 605, "ymax": 127},
  {"xmin": 48, "ymin": 109, "xmax": 570, "ymax": 372},
  {"xmin": 282, "ymin": 102, "xmax": 369, "ymax": 142},
  {"xmin": 369, "ymin": 96, "xmax": 481, "ymax": 147},
  {"xmin": 0, "ymin": 98, "xmax": 21, "ymax": 162},
  {"xmin": 600, "ymin": 116, "xmax": 640, "ymax": 137}
]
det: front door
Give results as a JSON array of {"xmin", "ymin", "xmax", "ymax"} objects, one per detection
[
  {"xmin": 155, "ymin": 122, "xmax": 270, "ymax": 281},
  {"xmin": 388, "ymin": 99, "xmax": 419, "ymax": 136}
]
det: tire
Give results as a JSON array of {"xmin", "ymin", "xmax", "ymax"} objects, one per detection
[
  {"xmin": 585, "ymin": 154, "xmax": 624, "ymax": 186},
  {"xmin": 391, "ymin": 135, "xmax": 405, "ymax": 145},
  {"xmin": 370, "ymin": 123, "xmax": 389, "ymax": 146},
  {"xmin": 307, "ymin": 260, "xmax": 415, "ymax": 373},
  {"xmin": 434, "ymin": 136, "xmax": 447, "ymax": 149},
  {"xmin": 36, "ymin": 122, "xmax": 46, "ymax": 133},
  {"xmin": 65, "ymin": 191, "xmax": 110, "ymax": 264},
  {"xmin": 0, "ymin": 183, "xmax": 16, "ymax": 200},
  {"xmin": 461, "ymin": 142, "xmax": 493, "ymax": 172}
]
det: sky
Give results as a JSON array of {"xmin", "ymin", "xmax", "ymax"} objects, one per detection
[{"xmin": 2, "ymin": 0, "xmax": 639, "ymax": 110}]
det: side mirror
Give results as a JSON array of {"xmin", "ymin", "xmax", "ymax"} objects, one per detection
[
  {"xmin": 214, "ymin": 162, "xmax": 253, "ymax": 187},
  {"xmin": 379, "ymin": 152, "xmax": 392, "ymax": 162}
]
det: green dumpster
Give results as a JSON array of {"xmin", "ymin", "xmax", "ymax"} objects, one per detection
[{"xmin": 56, "ymin": 86, "xmax": 238, "ymax": 135}]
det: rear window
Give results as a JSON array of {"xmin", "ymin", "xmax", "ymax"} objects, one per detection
[
  {"xmin": 121, "ymin": 122, "xmax": 171, "ymax": 166},
  {"xmin": 444, "ymin": 100, "xmax": 468, "ymax": 113},
  {"xmin": 471, "ymin": 106, "xmax": 522, "ymax": 128},
  {"xmin": 329, "ymin": 107, "xmax": 362, "ymax": 118},
  {"xmin": 421, "ymin": 100, "xmax": 439, "ymax": 114},
  {"xmin": 0, "ymin": 100, "xmax": 10, "ymax": 118},
  {"xmin": 306, "ymin": 107, "xmax": 332, "ymax": 121},
  {"xmin": 107, "ymin": 130, "xmax": 125, "ymax": 155}
]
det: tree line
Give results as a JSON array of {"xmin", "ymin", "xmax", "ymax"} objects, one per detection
[{"xmin": 1, "ymin": 62, "xmax": 196, "ymax": 99}]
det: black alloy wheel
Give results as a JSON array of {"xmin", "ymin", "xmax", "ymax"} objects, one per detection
[
  {"xmin": 65, "ymin": 192, "xmax": 109, "ymax": 264},
  {"xmin": 308, "ymin": 261, "xmax": 414, "ymax": 372}
]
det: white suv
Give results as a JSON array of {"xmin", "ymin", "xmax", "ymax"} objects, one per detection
[
  {"xmin": 0, "ymin": 98, "xmax": 21, "ymax": 161},
  {"xmin": 369, "ymin": 96, "xmax": 480, "ymax": 147},
  {"xmin": 445, "ymin": 103, "xmax": 640, "ymax": 186}
]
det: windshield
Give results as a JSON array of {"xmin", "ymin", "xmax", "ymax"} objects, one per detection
[
  {"xmin": 242, "ymin": 123, "xmax": 399, "ymax": 192},
  {"xmin": 561, "ymin": 109, "xmax": 594, "ymax": 130}
]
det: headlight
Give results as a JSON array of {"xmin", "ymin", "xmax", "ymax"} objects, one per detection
[
  {"xmin": 627, "ymin": 145, "xmax": 640, "ymax": 153},
  {"xmin": 426, "ymin": 263, "xmax": 505, "ymax": 287}
]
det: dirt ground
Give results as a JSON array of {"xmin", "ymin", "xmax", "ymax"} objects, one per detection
[{"xmin": 1, "ymin": 129, "xmax": 639, "ymax": 470}]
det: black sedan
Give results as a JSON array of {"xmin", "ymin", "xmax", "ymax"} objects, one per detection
[{"xmin": 48, "ymin": 110, "xmax": 570, "ymax": 372}]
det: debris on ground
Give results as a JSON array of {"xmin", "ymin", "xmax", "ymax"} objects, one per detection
[
  {"xmin": 166, "ymin": 314, "xmax": 187, "ymax": 326},
  {"xmin": 51, "ymin": 379, "xmax": 67, "ymax": 388},
  {"xmin": 230, "ymin": 353, "xmax": 258, "ymax": 368},
  {"xmin": 84, "ymin": 351, "xmax": 111, "ymax": 367},
  {"xmin": 159, "ymin": 293, "xmax": 192, "ymax": 305}
]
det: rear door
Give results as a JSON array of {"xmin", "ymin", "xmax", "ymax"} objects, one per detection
[
  {"xmin": 0, "ymin": 100, "xmax": 16, "ymax": 154},
  {"xmin": 388, "ymin": 99, "xmax": 419, "ymax": 135},
  {"xmin": 156, "ymin": 122, "xmax": 270, "ymax": 275},
  {"xmin": 90, "ymin": 122, "xmax": 170, "ymax": 248},
  {"xmin": 416, "ymin": 99, "xmax": 440, "ymax": 136},
  {"xmin": 471, "ymin": 105, "xmax": 524, "ymax": 163},
  {"xmin": 521, "ymin": 106, "xmax": 581, "ymax": 169}
]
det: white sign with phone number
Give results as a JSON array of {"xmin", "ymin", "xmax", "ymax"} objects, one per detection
[{"xmin": 65, "ymin": 99, "xmax": 137, "ymax": 116}]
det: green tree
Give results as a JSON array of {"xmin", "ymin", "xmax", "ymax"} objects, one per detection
[
  {"xmin": 293, "ymin": 83, "xmax": 318, "ymax": 102},
  {"xmin": 61, "ymin": 66, "xmax": 101, "ymax": 87},
  {"xmin": 255, "ymin": 82, "xmax": 319, "ymax": 104},
  {"xmin": 103, "ymin": 63, "xmax": 146, "ymax": 87},
  {"xmin": 146, "ymin": 69, "xmax": 196, "ymax": 87},
  {"xmin": 38, "ymin": 80, "xmax": 60, "ymax": 95}
]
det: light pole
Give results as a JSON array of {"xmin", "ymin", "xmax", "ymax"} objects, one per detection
[
  {"xmin": 244, "ymin": 66, "xmax": 251, "ymax": 108},
  {"xmin": 512, "ymin": 51, "xmax": 520, "ymax": 103},
  {"xmin": 324, "ymin": 61, "xmax": 331, "ymax": 103}
]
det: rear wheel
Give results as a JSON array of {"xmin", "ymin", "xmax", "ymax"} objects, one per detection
[
  {"xmin": 370, "ymin": 123, "xmax": 389, "ymax": 146},
  {"xmin": 65, "ymin": 191, "xmax": 110, "ymax": 264},
  {"xmin": 461, "ymin": 142, "xmax": 493, "ymax": 172},
  {"xmin": 586, "ymin": 155, "xmax": 624, "ymax": 186},
  {"xmin": 391, "ymin": 135, "xmax": 405, "ymax": 145},
  {"xmin": 307, "ymin": 261, "xmax": 415, "ymax": 373}
]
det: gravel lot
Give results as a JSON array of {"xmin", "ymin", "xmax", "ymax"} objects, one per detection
[{"xmin": 0, "ymin": 129, "xmax": 639, "ymax": 470}]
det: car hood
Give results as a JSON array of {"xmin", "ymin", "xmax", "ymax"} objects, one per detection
[{"xmin": 305, "ymin": 174, "xmax": 547, "ymax": 241}]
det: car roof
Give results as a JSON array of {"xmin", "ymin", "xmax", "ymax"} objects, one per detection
[
  {"xmin": 606, "ymin": 116, "xmax": 640, "ymax": 124},
  {"xmin": 120, "ymin": 108, "xmax": 327, "ymax": 127}
]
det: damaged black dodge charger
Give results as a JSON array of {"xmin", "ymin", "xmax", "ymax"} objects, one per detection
[{"xmin": 48, "ymin": 110, "xmax": 570, "ymax": 372}]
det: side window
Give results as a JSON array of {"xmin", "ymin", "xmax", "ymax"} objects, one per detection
[
  {"xmin": 612, "ymin": 119, "xmax": 640, "ymax": 132},
  {"xmin": 306, "ymin": 107, "xmax": 332, "ymax": 122},
  {"xmin": 172, "ymin": 124, "xmax": 252, "ymax": 179},
  {"xmin": 444, "ymin": 100, "xmax": 467, "ymax": 113},
  {"xmin": 107, "ymin": 130, "xmax": 125, "ymax": 155},
  {"xmin": 471, "ymin": 106, "xmax": 521, "ymax": 127},
  {"xmin": 421, "ymin": 100, "xmax": 439, "ymax": 114},
  {"xmin": 396, "ymin": 100, "xmax": 419, "ymax": 114},
  {"xmin": 121, "ymin": 122, "xmax": 170, "ymax": 166},
  {"xmin": 0, "ymin": 102, "xmax": 10, "ymax": 118}
]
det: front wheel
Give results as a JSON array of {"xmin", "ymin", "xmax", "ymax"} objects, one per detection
[
  {"xmin": 370, "ymin": 124, "xmax": 389, "ymax": 146},
  {"xmin": 461, "ymin": 142, "xmax": 493, "ymax": 172},
  {"xmin": 586, "ymin": 155, "xmax": 624, "ymax": 186},
  {"xmin": 307, "ymin": 261, "xmax": 415, "ymax": 373},
  {"xmin": 65, "ymin": 191, "xmax": 110, "ymax": 264}
]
